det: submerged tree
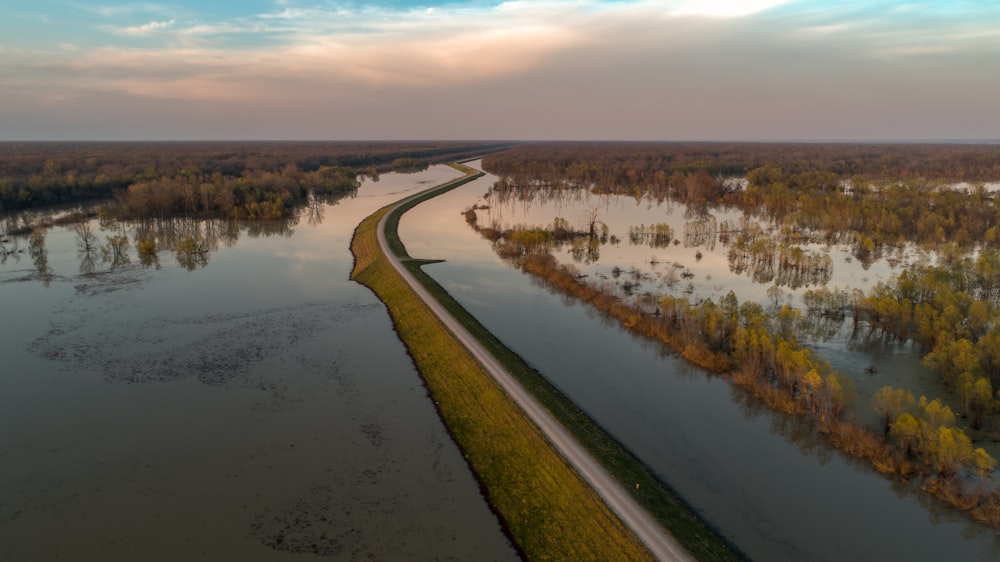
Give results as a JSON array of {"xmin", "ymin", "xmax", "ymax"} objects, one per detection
[
  {"xmin": 176, "ymin": 235, "xmax": 208, "ymax": 271},
  {"xmin": 28, "ymin": 228, "xmax": 53, "ymax": 286}
]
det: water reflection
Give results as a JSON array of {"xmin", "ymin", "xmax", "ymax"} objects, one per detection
[
  {"xmin": 0, "ymin": 190, "xmax": 357, "ymax": 282},
  {"xmin": 684, "ymin": 214, "xmax": 717, "ymax": 250},
  {"xmin": 402, "ymin": 162, "xmax": 1000, "ymax": 561},
  {"xmin": 28, "ymin": 229, "xmax": 52, "ymax": 286},
  {"xmin": 0, "ymin": 164, "xmax": 518, "ymax": 561},
  {"xmin": 480, "ymin": 181, "xmax": 925, "ymax": 305},
  {"xmin": 73, "ymin": 222, "xmax": 101, "ymax": 274},
  {"xmin": 0, "ymin": 235, "xmax": 19, "ymax": 264}
]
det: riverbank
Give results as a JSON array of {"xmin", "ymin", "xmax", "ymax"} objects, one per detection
[{"xmin": 351, "ymin": 164, "xmax": 743, "ymax": 560}]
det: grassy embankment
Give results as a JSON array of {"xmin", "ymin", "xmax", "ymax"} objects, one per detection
[{"xmin": 351, "ymin": 164, "xmax": 743, "ymax": 561}]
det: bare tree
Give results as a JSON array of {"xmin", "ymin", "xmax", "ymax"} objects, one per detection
[{"xmin": 73, "ymin": 222, "xmax": 99, "ymax": 255}]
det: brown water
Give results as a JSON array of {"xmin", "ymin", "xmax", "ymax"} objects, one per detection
[
  {"xmin": 0, "ymin": 166, "xmax": 518, "ymax": 561},
  {"xmin": 399, "ymin": 161, "xmax": 1000, "ymax": 562}
]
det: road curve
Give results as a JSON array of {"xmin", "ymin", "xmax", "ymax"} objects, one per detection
[{"xmin": 377, "ymin": 167, "xmax": 695, "ymax": 562}]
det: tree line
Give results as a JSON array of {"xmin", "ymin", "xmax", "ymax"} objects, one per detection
[
  {"xmin": 483, "ymin": 143, "xmax": 1000, "ymax": 260},
  {"xmin": 114, "ymin": 165, "xmax": 358, "ymax": 220},
  {"xmin": 484, "ymin": 142, "xmax": 1000, "ymax": 186},
  {"xmin": 0, "ymin": 141, "xmax": 515, "ymax": 213}
]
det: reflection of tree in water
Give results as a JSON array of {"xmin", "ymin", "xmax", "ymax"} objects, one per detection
[
  {"xmin": 303, "ymin": 193, "xmax": 326, "ymax": 227},
  {"xmin": 6, "ymin": 185, "xmax": 358, "ymax": 284},
  {"xmin": 138, "ymin": 245, "xmax": 160, "ymax": 270},
  {"xmin": 176, "ymin": 235, "xmax": 209, "ymax": 271},
  {"xmin": 0, "ymin": 229, "xmax": 21, "ymax": 264},
  {"xmin": 297, "ymin": 190, "xmax": 358, "ymax": 228},
  {"xmin": 484, "ymin": 180, "xmax": 603, "ymax": 228},
  {"xmin": 726, "ymin": 379, "xmax": 992, "ymax": 535},
  {"xmin": 34, "ymin": 212, "xmax": 304, "ymax": 278},
  {"xmin": 568, "ymin": 236, "xmax": 602, "ymax": 265},
  {"xmin": 797, "ymin": 312, "xmax": 849, "ymax": 343},
  {"xmin": 727, "ymin": 221, "xmax": 833, "ymax": 289},
  {"xmin": 101, "ymin": 230, "xmax": 131, "ymax": 271},
  {"xmin": 684, "ymin": 215, "xmax": 717, "ymax": 251},
  {"xmin": 628, "ymin": 223, "xmax": 674, "ymax": 249},
  {"xmin": 73, "ymin": 222, "xmax": 100, "ymax": 275},
  {"xmin": 126, "ymin": 214, "xmax": 299, "ymax": 273},
  {"xmin": 29, "ymin": 228, "xmax": 53, "ymax": 286},
  {"xmin": 79, "ymin": 252, "xmax": 97, "ymax": 275}
]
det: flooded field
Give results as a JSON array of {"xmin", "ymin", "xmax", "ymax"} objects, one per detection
[
  {"xmin": 0, "ymin": 166, "xmax": 518, "ymax": 561},
  {"xmin": 400, "ymin": 161, "xmax": 1000, "ymax": 562},
  {"xmin": 447, "ymin": 166, "xmax": 983, "ymax": 433}
]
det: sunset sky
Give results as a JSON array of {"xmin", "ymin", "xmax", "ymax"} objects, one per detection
[{"xmin": 2, "ymin": 1, "xmax": 998, "ymax": 141}]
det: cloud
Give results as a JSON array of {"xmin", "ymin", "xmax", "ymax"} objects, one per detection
[
  {"xmin": 3, "ymin": 0, "xmax": 1000, "ymax": 140},
  {"xmin": 670, "ymin": 0, "xmax": 792, "ymax": 18},
  {"xmin": 82, "ymin": 2, "xmax": 175, "ymax": 18},
  {"xmin": 107, "ymin": 19, "xmax": 176, "ymax": 37},
  {"xmin": 16, "ymin": 2, "xmax": 1000, "ymax": 92}
]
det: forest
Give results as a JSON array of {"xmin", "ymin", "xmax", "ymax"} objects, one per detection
[
  {"xmin": 0, "ymin": 141, "xmax": 514, "ymax": 215},
  {"xmin": 0, "ymin": 141, "xmax": 512, "ymax": 278},
  {"xmin": 475, "ymin": 141, "xmax": 1000, "ymax": 530}
]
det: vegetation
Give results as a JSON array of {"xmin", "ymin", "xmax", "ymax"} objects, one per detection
[
  {"xmin": 349, "ymin": 169, "xmax": 663, "ymax": 562},
  {"xmin": 484, "ymin": 142, "xmax": 1000, "ymax": 186},
  {"xmin": 629, "ymin": 223, "xmax": 675, "ymax": 248},
  {"xmin": 471, "ymin": 218, "xmax": 1000, "ymax": 527},
  {"xmin": 388, "ymin": 157, "xmax": 430, "ymax": 173},
  {"xmin": 483, "ymin": 143, "xmax": 1000, "ymax": 263},
  {"xmin": 468, "ymin": 138, "xmax": 1000, "ymax": 533},
  {"xmin": 0, "ymin": 141, "xmax": 516, "ymax": 213},
  {"xmin": 725, "ymin": 221, "xmax": 834, "ymax": 288},
  {"xmin": 1, "ymin": 143, "xmax": 515, "ymax": 279},
  {"xmin": 113, "ymin": 165, "xmax": 358, "ymax": 220}
]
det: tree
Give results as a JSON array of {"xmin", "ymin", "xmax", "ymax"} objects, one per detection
[
  {"xmin": 920, "ymin": 397, "xmax": 957, "ymax": 430},
  {"xmin": 973, "ymin": 447, "xmax": 997, "ymax": 479},
  {"xmin": 73, "ymin": 222, "xmax": 99, "ymax": 254},
  {"xmin": 872, "ymin": 386, "xmax": 916, "ymax": 433},
  {"xmin": 582, "ymin": 205, "xmax": 603, "ymax": 239},
  {"xmin": 28, "ymin": 228, "xmax": 53, "ymax": 285},
  {"xmin": 924, "ymin": 338, "xmax": 978, "ymax": 386},
  {"xmin": 934, "ymin": 426, "xmax": 974, "ymax": 478},
  {"xmin": 890, "ymin": 413, "xmax": 921, "ymax": 455},
  {"xmin": 176, "ymin": 235, "xmax": 208, "ymax": 270},
  {"xmin": 969, "ymin": 377, "xmax": 994, "ymax": 429}
]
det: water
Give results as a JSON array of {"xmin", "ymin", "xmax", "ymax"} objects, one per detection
[
  {"xmin": 399, "ymin": 161, "xmax": 1000, "ymax": 562},
  {"xmin": 0, "ymin": 166, "xmax": 518, "ymax": 561}
]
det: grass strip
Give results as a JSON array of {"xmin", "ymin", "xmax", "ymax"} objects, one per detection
[
  {"xmin": 403, "ymin": 262, "xmax": 746, "ymax": 562},
  {"xmin": 351, "ymin": 169, "xmax": 655, "ymax": 561}
]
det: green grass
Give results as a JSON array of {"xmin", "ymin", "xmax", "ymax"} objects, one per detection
[
  {"xmin": 352, "ymin": 164, "xmax": 745, "ymax": 561},
  {"xmin": 402, "ymin": 262, "xmax": 745, "ymax": 562}
]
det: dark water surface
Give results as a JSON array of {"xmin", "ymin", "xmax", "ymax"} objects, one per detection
[
  {"xmin": 400, "ymin": 161, "xmax": 1000, "ymax": 562},
  {"xmin": 0, "ymin": 166, "xmax": 518, "ymax": 561}
]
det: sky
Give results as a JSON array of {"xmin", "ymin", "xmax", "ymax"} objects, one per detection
[{"xmin": 2, "ymin": 0, "xmax": 999, "ymax": 141}]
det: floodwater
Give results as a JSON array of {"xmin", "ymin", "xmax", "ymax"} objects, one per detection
[
  {"xmin": 399, "ymin": 161, "xmax": 1000, "ymax": 562},
  {"xmin": 0, "ymin": 166, "xmax": 518, "ymax": 561}
]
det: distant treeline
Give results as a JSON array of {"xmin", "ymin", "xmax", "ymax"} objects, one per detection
[
  {"xmin": 0, "ymin": 141, "xmax": 516, "ymax": 213},
  {"xmin": 483, "ymin": 142, "xmax": 1000, "ymax": 184},
  {"xmin": 114, "ymin": 165, "xmax": 359, "ymax": 220},
  {"xmin": 483, "ymin": 142, "xmax": 1000, "ymax": 259}
]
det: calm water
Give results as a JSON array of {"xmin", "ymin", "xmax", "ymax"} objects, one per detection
[
  {"xmin": 0, "ymin": 166, "xmax": 518, "ymax": 561},
  {"xmin": 400, "ymin": 161, "xmax": 1000, "ymax": 562}
]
